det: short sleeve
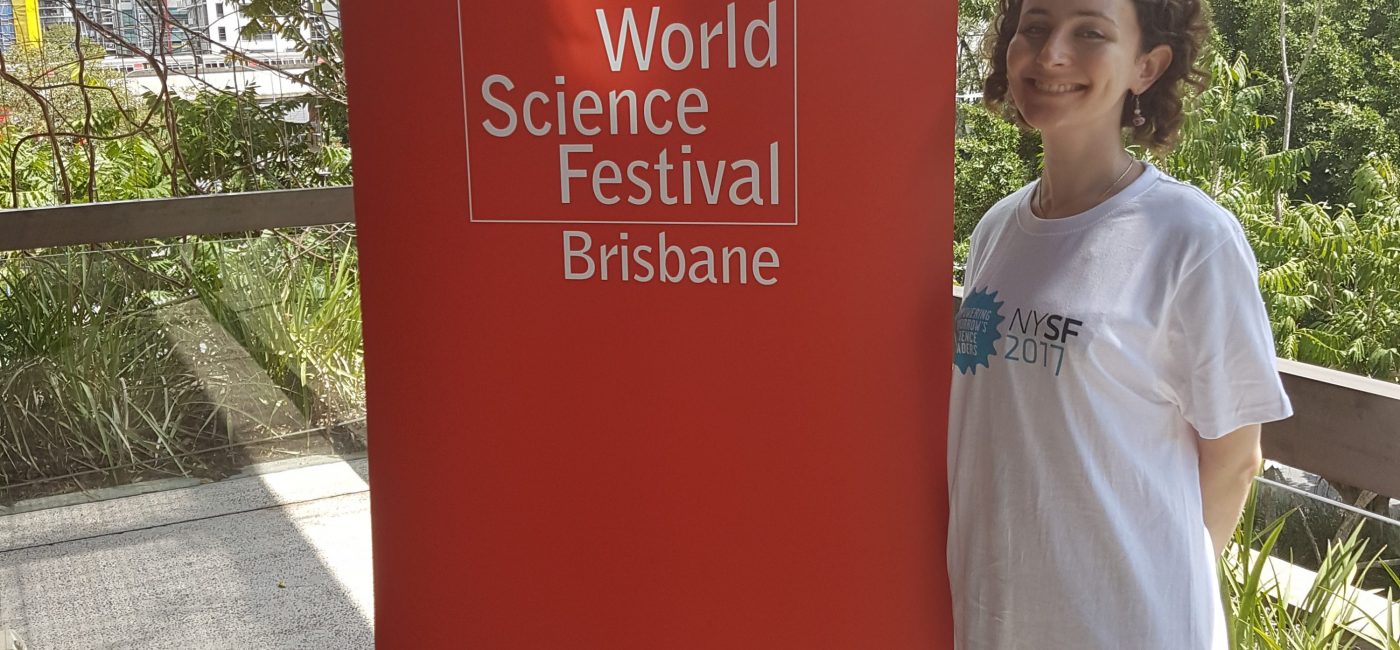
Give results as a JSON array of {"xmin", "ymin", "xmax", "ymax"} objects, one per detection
[
  {"xmin": 964, "ymin": 210, "xmax": 992, "ymax": 287},
  {"xmin": 1160, "ymin": 230, "xmax": 1294, "ymax": 439},
  {"xmin": 963, "ymin": 235, "xmax": 980, "ymax": 288}
]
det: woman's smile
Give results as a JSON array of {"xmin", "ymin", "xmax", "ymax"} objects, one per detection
[{"xmin": 1027, "ymin": 78, "xmax": 1088, "ymax": 95}]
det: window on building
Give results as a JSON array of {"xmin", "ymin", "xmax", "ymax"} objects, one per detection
[
  {"xmin": 218, "ymin": 26, "xmax": 226, "ymax": 41},
  {"xmin": 215, "ymin": 2, "xmax": 223, "ymax": 17}
]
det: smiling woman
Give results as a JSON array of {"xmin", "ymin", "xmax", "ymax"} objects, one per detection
[
  {"xmin": 947, "ymin": 1, "xmax": 1294, "ymax": 649},
  {"xmin": 982, "ymin": 0, "xmax": 1208, "ymax": 154}
]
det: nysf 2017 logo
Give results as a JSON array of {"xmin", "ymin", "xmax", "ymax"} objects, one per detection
[
  {"xmin": 458, "ymin": 0, "xmax": 798, "ymax": 226},
  {"xmin": 955, "ymin": 287, "xmax": 1084, "ymax": 377}
]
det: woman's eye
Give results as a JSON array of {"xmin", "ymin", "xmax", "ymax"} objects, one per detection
[
  {"xmin": 1020, "ymin": 25, "xmax": 1048, "ymax": 35},
  {"xmin": 1081, "ymin": 30, "xmax": 1105, "ymax": 39}
]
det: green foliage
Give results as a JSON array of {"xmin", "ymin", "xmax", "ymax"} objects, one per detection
[
  {"xmin": 0, "ymin": 121, "xmax": 172, "ymax": 207},
  {"xmin": 194, "ymin": 228, "xmax": 364, "ymax": 424},
  {"xmin": 1162, "ymin": 53, "xmax": 1313, "ymax": 200},
  {"xmin": 0, "ymin": 83, "xmax": 351, "ymax": 205},
  {"xmin": 0, "ymin": 0, "xmax": 359, "ymax": 499},
  {"xmin": 0, "ymin": 4, "xmax": 351, "ymax": 206},
  {"xmin": 957, "ymin": 0, "xmax": 997, "ymax": 95},
  {"xmin": 1160, "ymin": 53, "xmax": 1400, "ymax": 381},
  {"xmin": 952, "ymin": 101, "xmax": 1034, "ymax": 285},
  {"xmin": 1250, "ymin": 155, "xmax": 1400, "ymax": 381},
  {"xmin": 0, "ymin": 25, "xmax": 134, "ymax": 132},
  {"xmin": 0, "ymin": 248, "xmax": 214, "ymax": 488},
  {"xmin": 166, "ymin": 87, "xmax": 351, "ymax": 192},
  {"xmin": 236, "ymin": 0, "xmax": 347, "ymax": 143},
  {"xmin": 1222, "ymin": 484, "xmax": 1400, "ymax": 650},
  {"xmin": 0, "ymin": 228, "xmax": 366, "ymax": 494},
  {"xmin": 0, "ymin": 25, "xmax": 164, "ymax": 205},
  {"xmin": 955, "ymin": 103, "xmax": 1031, "ymax": 244},
  {"xmin": 1206, "ymin": 0, "xmax": 1400, "ymax": 206},
  {"xmin": 237, "ymin": 0, "xmax": 344, "ymax": 104},
  {"xmin": 1302, "ymin": 101, "xmax": 1400, "ymax": 202}
]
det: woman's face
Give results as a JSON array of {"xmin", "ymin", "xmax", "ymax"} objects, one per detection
[{"xmin": 1005, "ymin": 0, "xmax": 1148, "ymax": 137}]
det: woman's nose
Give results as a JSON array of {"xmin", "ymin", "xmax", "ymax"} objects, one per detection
[{"xmin": 1035, "ymin": 30, "xmax": 1072, "ymax": 67}]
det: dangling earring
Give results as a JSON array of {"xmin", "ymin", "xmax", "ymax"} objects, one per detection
[{"xmin": 1132, "ymin": 93, "xmax": 1147, "ymax": 127}]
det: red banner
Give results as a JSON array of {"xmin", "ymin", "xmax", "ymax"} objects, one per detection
[{"xmin": 345, "ymin": 0, "xmax": 955, "ymax": 646}]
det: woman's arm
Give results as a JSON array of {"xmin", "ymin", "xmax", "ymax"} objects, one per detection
[{"xmin": 1198, "ymin": 423, "xmax": 1264, "ymax": 557}]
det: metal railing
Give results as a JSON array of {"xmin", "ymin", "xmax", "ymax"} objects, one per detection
[
  {"xmin": 0, "ymin": 193, "xmax": 1393, "ymax": 503},
  {"xmin": 0, "ymin": 187, "xmax": 353, "ymax": 252}
]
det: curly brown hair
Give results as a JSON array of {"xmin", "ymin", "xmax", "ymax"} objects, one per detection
[{"xmin": 981, "ymin": 0, "xmax": 1210, "ymax": 153}]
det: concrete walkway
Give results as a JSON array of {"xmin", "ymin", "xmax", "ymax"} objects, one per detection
[{"xmin": 0, "ymin": 457, "xmax": 375, "ymax": 650}]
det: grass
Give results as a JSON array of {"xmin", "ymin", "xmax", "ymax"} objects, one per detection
[
  {"xmin": 194, "ymin": 226, "xmax": 366, "ymax": 426},
  {"xmin": 0, "ymin": 226, "xmax": 365, "ymax": 500},
  {"xmin": 1223, "ymin": 482, "xmax": 1400, "ymax": 649},
  {"xmin": 0, "ymin": 247, "xmax": 214, "ymax": 490}
]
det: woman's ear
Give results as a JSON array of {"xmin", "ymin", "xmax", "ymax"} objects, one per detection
[{"xmin": 1135, "ymin": 44, "xmax": 1174, "ymax": 94}]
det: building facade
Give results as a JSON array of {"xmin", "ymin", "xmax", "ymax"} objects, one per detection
[
  {"xmin": 110, "ymin": 0, "xmax": 207, "ymax": 54},
  {"xmin": 0, "ymin": 0, "xmax": 16, "ymax": 48},
  {"xmin": 9, "ymin": 0, "xmax": 331, "ymax": 56},
  {"xmin": 31, "ymin": 0, "xmax": 208, "ymax": 54}
]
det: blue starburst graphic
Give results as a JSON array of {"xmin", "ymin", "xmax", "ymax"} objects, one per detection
[{"xmin": 954, "ymin": 288, "xmax": 1005, "ymax": 375}]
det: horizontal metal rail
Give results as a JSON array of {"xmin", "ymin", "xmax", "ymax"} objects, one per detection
[
  {"xmin": 0, "ymin": 187, "xmax": 355, "ymax": 252},
  {"xmin": 0, "ymin": 211, "xmax": 1392, "ymax": 500},
  {"xmin": 1254, "ymin": 475, "xmax": 1400, "ymax": 529},
  {"xmin": 955, "ymin": 286, "xmax": 1400, "ymax": 500}
]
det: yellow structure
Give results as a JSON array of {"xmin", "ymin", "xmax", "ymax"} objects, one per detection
[{"xmin": 12, "ymin": 0, "xmax": 41, "ymax": 47}]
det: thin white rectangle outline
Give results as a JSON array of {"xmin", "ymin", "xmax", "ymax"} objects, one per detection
[{"xmin": 456, "ymin": 0, "xmax": 799, "ymax": 227}]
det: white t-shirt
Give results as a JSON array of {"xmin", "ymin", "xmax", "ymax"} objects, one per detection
[{"xmin": 948, "ymin": 162, "xmax": 1293, "ymax": 649}]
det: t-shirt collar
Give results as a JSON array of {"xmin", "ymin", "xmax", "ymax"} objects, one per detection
[{"xmin": 1016, "ymin": 162, "xmax": 1163, "ymax": 235}]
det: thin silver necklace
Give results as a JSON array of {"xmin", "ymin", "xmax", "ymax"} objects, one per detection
[{"xmin": 1036, "ymin": 156, "xmax": 1138, "ymax": 219}]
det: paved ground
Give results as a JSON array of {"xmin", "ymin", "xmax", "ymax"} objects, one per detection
[{"xmin": 0, "ymin": 456, "xmax": 374, "ymax": 650}]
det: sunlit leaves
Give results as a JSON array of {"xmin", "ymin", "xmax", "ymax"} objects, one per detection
[{"xmin": 1153, "ymin": 52, "xmax": 1400, "ymax": 383}]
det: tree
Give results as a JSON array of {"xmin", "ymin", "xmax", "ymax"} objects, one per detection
[
  {"xmin": 237, "ymin": 0, "xmax": 347, "ymax": 144},
  {"xmin": 238, "ymin": 0, "xmax": 344, "ymax": 104},
  {"xmin": 1207, "ymin": 0, "xmax": 1400, "ymax": 206},
  {"xmin": 1272, "ymin": 0, "xmax": 1323, "ymax": 220},
  {"xmin": 0, "ymin": 25, "xmax": 134, "ymax": 133},
  {"xmin": 953, "ymin": 102, "xmax": 1033, "ymax": 284},
  {"xmin": 1161, "ymin": 51, "xmax": 1400, "ymax": 382},
  {"xmin": 0, "ymin": 3, "xmax": 350, "ymax": 206},
  {"xmin": 957, "ymin": 0, "xmax": 997, "ymax": 96},
  {"xmin": 0, "ymin": 0, "xmax": 361, "ymax": 501},
  {"xmin": 0, "ymin": 25, "xmax": 145, "ymax": 203}
]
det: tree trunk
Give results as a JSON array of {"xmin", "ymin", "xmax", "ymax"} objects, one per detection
[
  {"xmin": 1275, "ymin": 0, "xmax": 1324, "ymax": 223},
  {"xmin": 1330, "ymin": 481, "xmax": 1390, "ymax": 547}
]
